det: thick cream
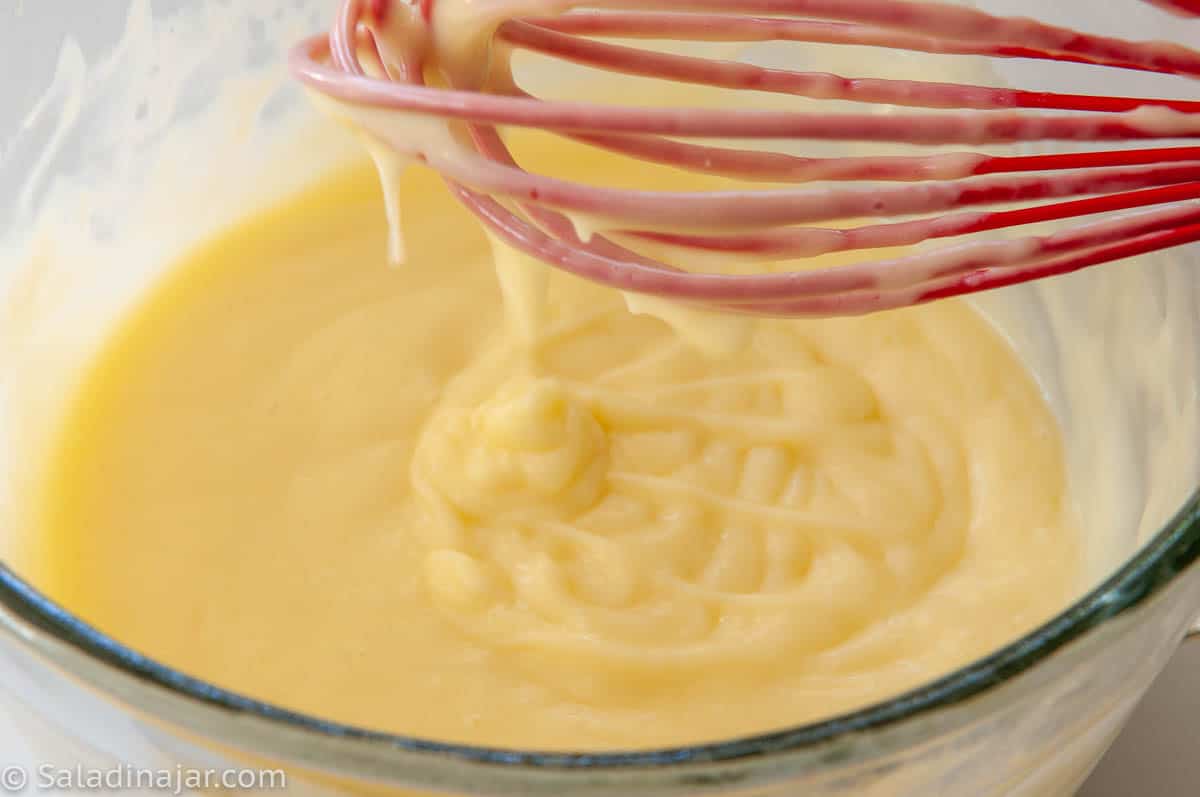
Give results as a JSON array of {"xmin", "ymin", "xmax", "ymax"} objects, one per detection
[{"xmin": 30, "ymin": 149, "xmax": 1079, "ymax": 748}]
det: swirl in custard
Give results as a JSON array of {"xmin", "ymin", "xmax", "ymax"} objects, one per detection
[{"xmin": 409, "ymin": 304, "xmax": 988, "ymax": 703}]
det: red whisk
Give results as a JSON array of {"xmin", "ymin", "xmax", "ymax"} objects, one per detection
[{"xmin": 291, "ymin": 0, "xmax": 1200, "ymax": 316}]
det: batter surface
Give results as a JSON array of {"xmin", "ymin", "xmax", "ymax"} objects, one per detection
[{"xmin": 37, "ymin": 143, "xmax": 1080, "ymax": 750}]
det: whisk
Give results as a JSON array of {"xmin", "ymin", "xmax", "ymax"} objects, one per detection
[{"xmin": 291, "ymin": 0, "xmax": 1200, "ymax": 316}]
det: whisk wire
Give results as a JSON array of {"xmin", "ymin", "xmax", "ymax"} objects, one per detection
[{"xmin": 291, "ymin": 0, "xmax": 1200, "ymax": 316}]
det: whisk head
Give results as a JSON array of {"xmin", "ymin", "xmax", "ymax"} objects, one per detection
[{"xmin": 291, "ymin": 0, "xmax": 1200, "ymax": 317}]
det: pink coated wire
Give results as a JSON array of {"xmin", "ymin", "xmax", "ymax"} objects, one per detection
[{"xmin": 290, "ymin": 0, "xmax": 1200, "ymax": 317}]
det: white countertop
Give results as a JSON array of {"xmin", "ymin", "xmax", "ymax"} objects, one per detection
[{"xmin": 1081, "ymin": 641, "xmax": 1200, "ymax": 796}]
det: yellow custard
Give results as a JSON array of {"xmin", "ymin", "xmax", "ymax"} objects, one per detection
[{"xmin": 35, "ymin": 144, "xmax": 1080, "ymax": 750}]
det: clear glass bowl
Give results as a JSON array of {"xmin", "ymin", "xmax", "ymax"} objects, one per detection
[{"xmin": 1, "ymin": 2, "xmax": 1198, "ymax": 795}]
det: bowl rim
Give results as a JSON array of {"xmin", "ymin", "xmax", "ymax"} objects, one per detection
[{"xmin": 0, "ymin": 486, "xmax": 1198, "ymax": 791}]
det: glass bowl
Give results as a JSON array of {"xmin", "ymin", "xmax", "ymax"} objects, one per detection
[{"xmin": 0, "ymin": 1, "xmax": 1198, "ymax": 795}]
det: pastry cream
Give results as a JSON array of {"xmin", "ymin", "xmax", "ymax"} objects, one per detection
[{"xmin": 35, "ymin": 127, "xmax": 1081, "ymax": 750}]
